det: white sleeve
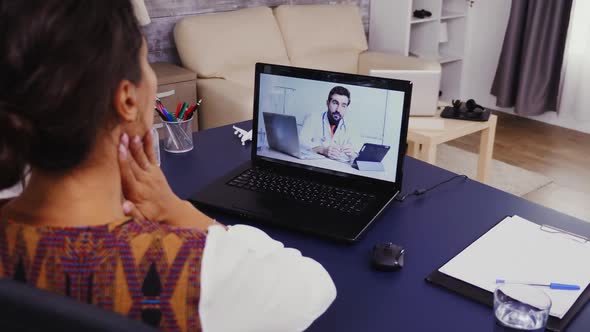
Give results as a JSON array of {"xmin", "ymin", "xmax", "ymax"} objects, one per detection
[
  {"xmin": 299, "ymin": 113, "xmax": 318, "ymax": 149},
  {"xmin": 199, "ymin": 225, "xmax": 337, "ymax": 332}
]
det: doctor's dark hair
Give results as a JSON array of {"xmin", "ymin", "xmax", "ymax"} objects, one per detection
[
  {"xmin": 0, "ymin": 0, "xmax": 143, "ymax": 190},
  {"xmin": 327, "ymin": 86, "xmax": 351, "ymax": 105}
]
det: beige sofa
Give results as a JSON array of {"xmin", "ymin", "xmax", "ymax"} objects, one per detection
[{"xmin": 174, "ymin": 5, "xmax": 440, "ymax": 130}]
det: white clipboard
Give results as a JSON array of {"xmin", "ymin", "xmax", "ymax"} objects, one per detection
[{"xmin": 439, "ymin": 215, "xmax": 590, "ymax": 319}]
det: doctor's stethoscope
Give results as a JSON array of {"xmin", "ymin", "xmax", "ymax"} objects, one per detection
[{"xmin": 321, "ymin": 111, "xmax": 347, "ymax": 142}]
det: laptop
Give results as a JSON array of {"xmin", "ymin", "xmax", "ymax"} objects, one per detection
[
  {"xmin": 369, "ymin": 69, "xmax": 440, "ymax": 116},
  {"xmin": 190, "ymin": 63, "xmax": 412, "ymax": 242},
  {"xmin": 262, "ymin": 112, "xmax": 324, "ymax": 160}
]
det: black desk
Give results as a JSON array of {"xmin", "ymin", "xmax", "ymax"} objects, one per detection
[{"xmin": 161, "ymin": 122, "xmax": 590, "ymax": 331}]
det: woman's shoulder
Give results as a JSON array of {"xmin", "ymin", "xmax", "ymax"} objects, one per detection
[
  {"xmin": 0, "ymin": 217, "xmax": 208, "ymax": 248},
  {"xmin": 109, "ymin": 218, "xmax": 209, "ymax": 244}
]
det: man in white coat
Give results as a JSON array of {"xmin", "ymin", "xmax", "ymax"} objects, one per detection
[{"xmin": 300, "ymin": 86, "xmax": 362, "ymax": 163}]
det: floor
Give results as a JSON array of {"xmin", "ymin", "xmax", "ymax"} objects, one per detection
[{"xmin": 448, "ymin": 111, "xmax": 590, "ymax": 222}]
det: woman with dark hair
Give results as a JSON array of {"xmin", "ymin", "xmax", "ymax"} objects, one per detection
[{"xmin": 0, "ymin": 1, "xmax": 336, "ymax": 331}]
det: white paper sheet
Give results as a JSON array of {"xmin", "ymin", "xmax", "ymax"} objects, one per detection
[{"xmin": 439, "ymin": 215, "xmax": 590, "ymax": 319}]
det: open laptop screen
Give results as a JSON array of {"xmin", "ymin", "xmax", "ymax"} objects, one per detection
[{"xmin": 254, "ymin": 64, "xmax": 411, "ymax": 184}]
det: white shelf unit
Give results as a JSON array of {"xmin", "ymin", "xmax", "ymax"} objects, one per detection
[
  {"xmin": 369, "ymin": 0, "xmax": 469, "ymax": 102},
  {"xmin": 410, "ymin": 17, "xmax": 439, "ymax": 24},
  {"xmin": 441, "ymin": 10, "xmax": 466, "ymax": 20}
]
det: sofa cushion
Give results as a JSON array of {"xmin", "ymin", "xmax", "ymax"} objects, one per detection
[
  {"xmin": 223, "ymin": 59, "xmax": 289, "ymax": 88},
  {"xmin": 290, "ymin": 50, "xmax": 359, "ymax": 74},
  {"xmin": 196, "ymin": 79, "xmax": 254, "ymax": 129},
  {"xmin": 174, "ymin": 7, "xmax": 290, "ymax": 84},
  {"xmin": 274, "ymin": 4, "xmax": 368, "ymax": 72}
]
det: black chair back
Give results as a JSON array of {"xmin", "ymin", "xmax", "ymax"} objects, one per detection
[{"xmin": 0, "ymin": 278, "xmax": 159, "ymax": 332}]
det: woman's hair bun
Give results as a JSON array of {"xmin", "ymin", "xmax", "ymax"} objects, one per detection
[{"xmin": 0, "ymin": 106, "xmax": 33, "ymax": 189}]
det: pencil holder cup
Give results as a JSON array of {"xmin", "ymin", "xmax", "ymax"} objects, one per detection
[
  {"xmin": 151, "ymin": 125, "xmax": 161, "ymax": 165},
  {"xmin": 163, "ymin": 117, "xmax": 194, "ymax": 153}
]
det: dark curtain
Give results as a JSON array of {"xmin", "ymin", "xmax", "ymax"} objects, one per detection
[{"xmin": 491, "ymin": 0, "xmax": 573, "ymax": 115}]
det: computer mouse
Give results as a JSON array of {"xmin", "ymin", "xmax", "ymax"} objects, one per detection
[{"xmin": 371, "ymin": 242, "xmax": 404, "ymax": 271}]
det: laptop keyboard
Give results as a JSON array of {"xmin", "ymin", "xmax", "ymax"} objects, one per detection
[{"xmin": 227, "ymin": 167, "xmax": 376, "ymax": 215}]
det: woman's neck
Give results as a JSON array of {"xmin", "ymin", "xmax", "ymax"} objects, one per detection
[{"xmin": 1, "ymin": 138, "xmax": 127, "ymax": 227}]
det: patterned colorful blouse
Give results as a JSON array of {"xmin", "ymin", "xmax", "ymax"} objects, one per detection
[{"xmin": 0, "ymin": 217, "xmax": 207, "ymax": 331}]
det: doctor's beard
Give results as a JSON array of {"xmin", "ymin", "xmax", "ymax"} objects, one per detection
[{"xmin": 328, "ymin": 110, "xmax": 342, "ymax": 125}]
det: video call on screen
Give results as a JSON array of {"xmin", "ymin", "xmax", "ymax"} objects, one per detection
[{"xmin": 256, "ymin": 73, "xmax": 405, "ymax": 183}]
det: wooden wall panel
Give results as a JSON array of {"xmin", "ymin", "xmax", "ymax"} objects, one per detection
[{"xmin": 143, "ymin": 0, "xmax": 370, "ymax": 64}]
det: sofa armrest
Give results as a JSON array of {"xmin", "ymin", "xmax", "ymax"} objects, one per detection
[
  {"xmin": 196, "ymin": 79, "xmax": 254, "ymax": 130},
  {"xmin": 358, "ymin": 51, "xmax": 441, "ymax": 75}
]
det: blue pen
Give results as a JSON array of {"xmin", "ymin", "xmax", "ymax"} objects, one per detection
[
  {"xmin": 496, "ymin": 279, "xmax": 580, "ymax": 291},
  {"xmin": 163, "ymin": 109, "xmax": 176, "ymax": 122}
]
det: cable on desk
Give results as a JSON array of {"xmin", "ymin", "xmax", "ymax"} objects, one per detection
[{"xmin": 394, "ymin": 175, "xmax": 468, "ymax": 203}]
